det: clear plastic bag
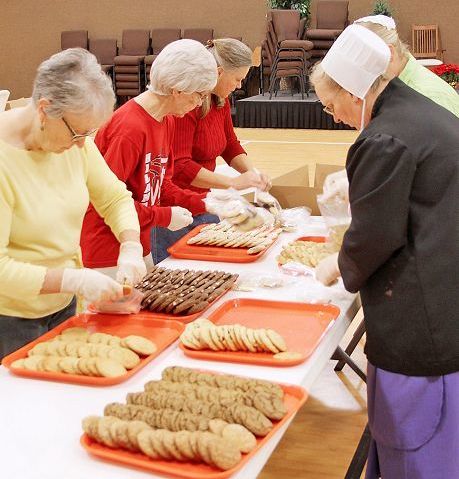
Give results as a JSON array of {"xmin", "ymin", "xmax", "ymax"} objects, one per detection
[
  {"xmin": 205, "ymin": 189, "xmax": 266, "ymax": 231},
  {"xmin": 235, "ymin": 272, "xmax": 296, "ymax": 291},
  {"xmin": 89, "ymin": 288, "xmax": 144, "ymax": 314},
  {"xmin": 279, "ymin": 206, "xmax": 312, "ymax": 232},
  {"xmin": 317, "ymin": 173, "xmax": 351, "ymax": 248}
]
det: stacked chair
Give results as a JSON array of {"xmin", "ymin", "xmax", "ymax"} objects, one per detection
[
  {"xmin": 145, "ymin": 29, "xmax": 181, "ymax": 86},
  {"xmin": 113, "ymin": 30, "xmax": 150, "ymax": 100},
  {"xmin": 182, "ymin": 28, "xmax": 214, "ymax": 44},
  {"xmin": 89, "ymin": 38, "xmax": 117, "ymax": 82},
  {"xmin": 61, "ymin": 30, "xmax": 88, "ymax": 50},
  {"xmin": 305, "ymin": 0, "xmax": 349, "ymax": 61},
  {"xmin": 262, "ymin": 10, "xmax": 314, "ymax": 99}
]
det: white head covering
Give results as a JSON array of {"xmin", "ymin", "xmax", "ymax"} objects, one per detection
[
  {"xmin": 354, "ymin": 14, "xmax": 396, "ymax": 30},
  {"xmin": 321, "ymin": 24, "xmax": 391, "ymax": 99}
]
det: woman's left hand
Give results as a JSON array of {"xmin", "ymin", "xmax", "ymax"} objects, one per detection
[
  {"xmin": 315, "ymin": 252, "xmax": 340, "ymax": 285},
  {"xmin": 116, "ymin": 241, "xmax": 147, "ymax": 286}
]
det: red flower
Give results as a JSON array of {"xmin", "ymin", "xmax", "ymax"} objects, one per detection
[{"xmin": 431, "ymin": 63, "xmax": 459, "ymax": 84}]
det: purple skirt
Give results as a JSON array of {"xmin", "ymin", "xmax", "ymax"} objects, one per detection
[{"xmin": 365, "ymin": 363, "xmax": 459, "ymax": 479}]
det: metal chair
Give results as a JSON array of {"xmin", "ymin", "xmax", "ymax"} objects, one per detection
[
  {"xmin": 182, "ymin": 28, "xmax": 214, "ymax": 45},
  {"xmin": 61, "ymin": 30, "xmax": 88, "ymax": 50},
  {"xmin": 89, "ymin": 38, "xmax": 117, "ymax": 83},
  {"xmin": 145, "ymin": 29, "xmax": 181, "ymax": 86},
  {"xmin": 114, "ymin": 30, "xmax": 150, "ymax": 101}
]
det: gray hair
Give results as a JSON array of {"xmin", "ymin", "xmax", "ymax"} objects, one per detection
[
  {"xmin": 148, "ymin": 39, "xmax": 217, "ymax": 95},
  {"xmin": 201, "ymin": 38, "xmax": 253, "ymax": 116},
  {"xmin": 32, "ymin": 48, "xmax": 115, "ymax": 120},
  {"xmin": 206, "ymin": 38, "xmax": 253, "ymax": 70},
  {"xmin": 357, "ymin": 22, "xmax": 410, "ymax": 59},
  {"xmin": 310, "ymin": 61, "xmax": 388, "ymax": 96}
]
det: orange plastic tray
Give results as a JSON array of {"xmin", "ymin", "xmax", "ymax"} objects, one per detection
[
  {"xmin": 297, "ymin": 235, "xmax": 327, "ymax": 243},
  {"xmin": 179, "ymin": 298, "xmax": 340, "ymax": 366},
  {"xmin": 167, "ymin": 224, "xmax": 276, "ymax": 263},
  {"xmin": 80, "ymin": 380, "xmax": 308, "ymax": 478},
  {"xmin": 1, "ymin": 313, "xmax": 184, "ymax": 386}
]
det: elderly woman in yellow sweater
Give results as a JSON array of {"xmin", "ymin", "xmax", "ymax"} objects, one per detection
[{"xmin": 0, "ymin": 48, "xmax": 146, "ymax": 359}]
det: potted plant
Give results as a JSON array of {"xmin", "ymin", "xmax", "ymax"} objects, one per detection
[
  {"xmin": 431, "ymin": 63, "xmax": 459, "ymax": 90},
  {"xmin": 372, "ymin": 0, "xmax": 393, "ymax": 17},
  {"xmin": 268, "ymin": 0, "xmax": 311, "ymax": 20}
]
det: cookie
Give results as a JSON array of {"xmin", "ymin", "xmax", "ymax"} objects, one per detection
[
  {"xmin": 95, "ymin": 358, "xmax": 127, "ymax": 377},
  {"xmin": 273, "ymin": 351, "xmax": 302, "ymax": 361},
  {"xmin": 121, "ymin": 335, "xmax": 156, "ymax": 356},
  {"xmin": 222, "ymin": 424, "xmax": 257, "ymax": 453}
]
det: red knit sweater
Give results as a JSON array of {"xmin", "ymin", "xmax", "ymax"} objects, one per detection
[
  {"xmin": 172, "ymin": 98, "xmax": 246, "ymax": 194},
  {"xmin": 80, "ymin": 99, "xmax": 206, "ymax": 268}
]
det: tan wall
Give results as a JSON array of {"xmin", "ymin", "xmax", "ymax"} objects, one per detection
[
  {"xmin": 0, "ymin": 0, "xmax": 268, "ymax": 99},
  {"xmin": 310, "ymin": 0, "xmax": 459, "ymax": 63},
  {"xmin": 2, "ymin": 1, "xmax": 458, "ymax": 99}
]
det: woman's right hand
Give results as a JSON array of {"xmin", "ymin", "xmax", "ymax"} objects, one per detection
[
  {"xmin": 60, "ymin": 268, "xmax": 123, "ymax": 303},
  {"xmin": 230, "ymin": 170, "xmax": 271, "ymax": 191}
]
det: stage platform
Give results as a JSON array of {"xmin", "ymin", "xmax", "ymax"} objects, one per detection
[{"xmin": 234, "ymin": 91, "xmax": 353, "ymax": 130}]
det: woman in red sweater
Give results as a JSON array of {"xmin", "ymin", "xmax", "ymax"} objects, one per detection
[
  {"xmin": 153, "ymin": 38, "xmax": 270, "ymax": 262},
  {"xmin": 80, "ymin": 39, "xmax": 218, "ymax": 270}
]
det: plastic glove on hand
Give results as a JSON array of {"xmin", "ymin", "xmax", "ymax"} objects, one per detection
[
  {"xmin": 116, "ymin": 241, "xmax": 147, "ymax": 286},
  {"xmin": 230, "ymin": 170, "xmax": 271, "ymax": 191},
  {"xmin": 315, "ymin": 252, "xmax": 340, "ymax": 286},
  {"xmin": 60, "ymin": 268, "xmax": 123, "ymax": 303},
  {"xmin": 168, "ymin": 206, "xmax": 193, "ymax": 231}
]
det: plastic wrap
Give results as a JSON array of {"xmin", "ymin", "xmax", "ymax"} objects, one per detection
[
  {"xmin": 317, "ymin": 172, "xmax": 351, "ymax": 249},
  {"xmin": 205, "ymin": 189, "xmax": 267, "ymax": 231},
  {"xmin": 279, "ymin": 206, "xmax": 312, "ymax": 232},
  {"xmin": 90, "ymin": 288, "xmax": 144, "ymax": 314}
]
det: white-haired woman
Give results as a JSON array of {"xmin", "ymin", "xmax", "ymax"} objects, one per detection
[
  {"xmin": 80, "ymin": 39, "xmax": 218, "ymax": 268},
  {"xmin": 322, "ymin": 15, "xmax": 459, "ymax": 202},
  {"xmin": 0, "ymin": 49, "xmax": 146, "ymax": 359},
  {"xmin": 311, "ymin": 25, "xmax": 459, "ymax": 479},
  {"xmin": 153, "ymin": 38, "xmax": 271, "ymax": 263}
]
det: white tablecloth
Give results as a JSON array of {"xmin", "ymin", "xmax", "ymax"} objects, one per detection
[{"xmin": 0, "ymin": 217, "xmax": 360, "ymax": 479}]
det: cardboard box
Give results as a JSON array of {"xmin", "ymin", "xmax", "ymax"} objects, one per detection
[
  {"xmin": 269, "ymin": 163, "xmax": 344, "ymax": 215},
  {"xmin": 314, "ymin": 163, "xmax": 345, "ymax": 189}
]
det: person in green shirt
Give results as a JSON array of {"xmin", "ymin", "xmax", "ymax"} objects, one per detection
[
  {"xmin": 354, "ymin": 14, "xmax": 459, "ymax": 118},
  {"xmin": 320, "ymin": 14, "xmax": 459, "ymax": 201}
]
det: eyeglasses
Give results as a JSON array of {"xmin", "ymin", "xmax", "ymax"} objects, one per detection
[
  {"xmin": 62, "ymin": 117, "xmax": 98, "ymax": 142},
  {"xmin": 323, "ymin": 104, "xmax": 335, "ymax": 116}
]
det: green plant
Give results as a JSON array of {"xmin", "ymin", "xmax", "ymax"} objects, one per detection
[
  {"xmin": 372, "ymin": 0, "xmax": 393, "ymax": 17},
  {"xmin": 268, "ymin": 0, "xmax": 311, "ymax": 20}
]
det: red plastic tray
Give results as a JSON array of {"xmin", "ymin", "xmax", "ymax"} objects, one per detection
[
  {"xmin": 179, "ymin": 298, "xmax": 340, "ymax": 366},
  {"xmin": 1, "ymin": 313, "xmax": 184, "ymax": 386},
  {"xmin": 80, "ymin": 380, "xmax": 308, "ymax": 478},
  {"xmin": 167, "ymin": 224, "xmax": 276, "ymax": 263}
]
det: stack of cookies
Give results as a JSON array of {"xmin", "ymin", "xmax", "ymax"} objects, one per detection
[
  {"xmin": 82, "ymin": 416, "xmax": 244, "ymax": 470},
  {"xmin": 136, "ymin": 267, "xmax": 238, "ymax": 315},
  {"xmin": 10, "ymin": 327, "xmax": 156, "ymax": 378},
  {"xmin": 82, "ymin": 367, "xmax": 288, "ymax": 471},
  {"xmin": 180, "ymin": 318, "xmax": 288, "ymax": 354},
  {"xmin": 187, "ymin": 221, "xmax": 282, "ymax": 254},
  {"xmin": 277, "ymin": 239, "xmax": 338, "ymax": 267}
]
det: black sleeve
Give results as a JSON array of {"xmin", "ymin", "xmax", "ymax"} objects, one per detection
[{"xmin": 338, "ymin": 134, "xmax": 417, "ymax": 293}]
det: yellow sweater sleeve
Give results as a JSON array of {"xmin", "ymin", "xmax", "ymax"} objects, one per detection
[
  {"xmin": 0, "ymin": 168, "xmax": 47, "ymax": 300},
  {"xmin": 84, "ymin": 138, "xmax": 140, "ymax": 238}
]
